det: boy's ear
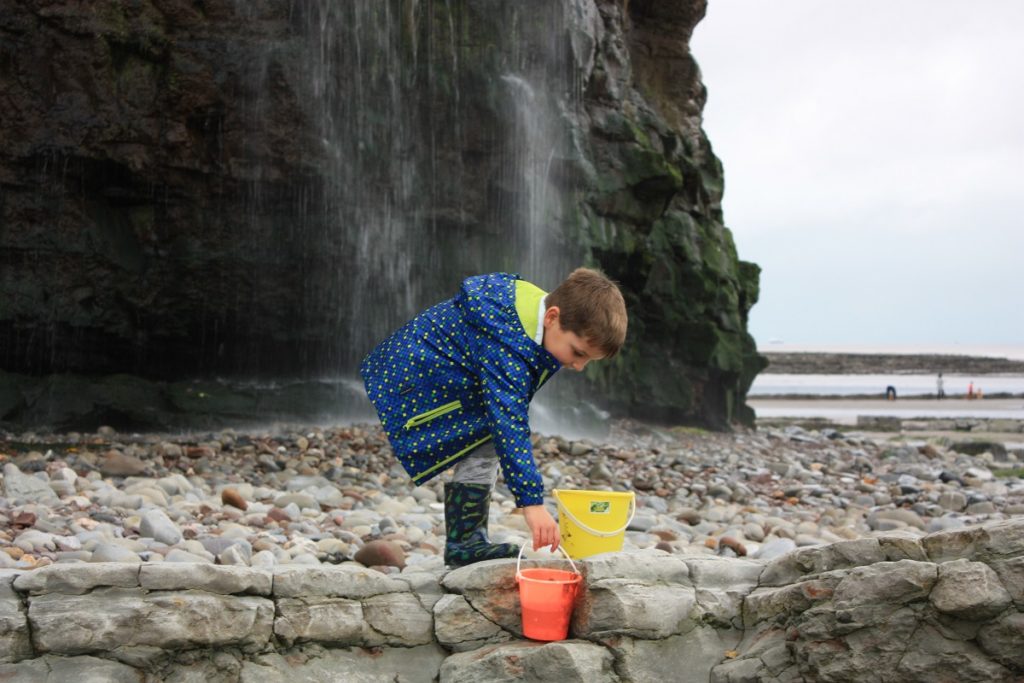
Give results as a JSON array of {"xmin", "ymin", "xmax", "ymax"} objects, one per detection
[{"xmin": 543, "ymin": 306, "xmax": 560, "ymax": 327}]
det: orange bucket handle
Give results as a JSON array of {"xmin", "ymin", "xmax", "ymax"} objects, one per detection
[{"xmin": 515, "ymin": 543, "xmax": 580, "ymax": 579}]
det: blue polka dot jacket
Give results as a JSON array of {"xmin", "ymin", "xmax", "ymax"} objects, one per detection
[{"xmin": 360, "ymin": 272, "xmax": 561, "ymax": 507}]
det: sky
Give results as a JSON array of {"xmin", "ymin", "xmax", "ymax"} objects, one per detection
[{"xmin": 689, "ymin": 1, "xmax": 1024, "ymax": 350}]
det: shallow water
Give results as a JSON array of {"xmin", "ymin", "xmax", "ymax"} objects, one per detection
[
  {"xmin": 750, "ymin": 373, "xmax": 1024, "ymax": 397},
  {"xmin": 749, "ymin": 397, "xmax": 1024, "ymax": 422}
]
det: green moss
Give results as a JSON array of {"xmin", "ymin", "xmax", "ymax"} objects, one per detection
[
  {"xmin": 993, "ymin": 468, "xmax": 1024, "ymax": 479},
  {"xmin": 671, "ymin": 425, "xmax": 710, "ymax": 436}
]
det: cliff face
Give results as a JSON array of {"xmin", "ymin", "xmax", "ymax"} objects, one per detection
[{"xmin": 0, "ymin": 0, "xmax": 764, "ymax": 429}]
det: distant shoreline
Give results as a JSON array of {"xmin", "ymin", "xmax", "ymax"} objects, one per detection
[{"xmin": 762, "ymin": 352, "xmax": 1024, "ymax": 376}]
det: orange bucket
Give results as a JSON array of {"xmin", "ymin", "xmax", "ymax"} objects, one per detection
[{"xmin": 515, "ymin": 545, "xmax": 582, "ymax": 641}]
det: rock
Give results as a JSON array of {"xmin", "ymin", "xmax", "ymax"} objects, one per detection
[
  {"xmin": 221, "ymin": 488, "xmax": 248, "ymax": 511},
  {"xmin": 0, "ymin": 654, "xmax": 143, "ymax": 682},
  {"xmin": 238, "ymin": 644, "xmax": 445, "ymax": 682},
  {"xmin": 868, "ymin": 509, "xmax": 926, "ymax": 531},
  {"xmin": 966, "ymin": 501, "xmax": 997, "ymax": 515},
  {"xmin": 439, "ymin": 641, "xmax": 617, "ymax": 683},
  {"xmin": 14, "ymin": 564, "xmax": 140, "ymax": 595},
  {"xmin": 433, "ymin": 594, "xmax": 509, "ymax": 652},
  {"xmin": 219, "ymin": 544, "xmax": 250, "ymax": 566},
  {"xmin": 89, "ymin": 544, "xmax": 143, "ymax": 564},
  {"xmin": 165, "ymin": 549, "xmax": 214, "ymax": 564},
  {"xmin": 362, "ymin": 592, "xmax": 434, "ymax": 646},
  {"xmin": 99, "ymin": 451, "xmax": 147, "ymax": 477},
  {"xmin": 929, "ymin": 559, "xmax": 1013, "ymax": 620},
  {"xmin": 139, "ymin": 509, "xmax": 183, "ymax": 545},
  {"xmin": 612, "ymin": 628, "xmax": 733, "ymax": 683},
  {"xmin": 2, "ymin": 464, "xmax": 59, "ymax": 504},
  {"xmin": 273, "ymin": 597, "xmax": 364, "ymax": 645},
  {"xmin": 719, "ymin": 536, "xmax": 746, "ymax": 557},
  {"xmin": 354, "ymin": 540, "xmax": 406, "ymax": 569},
  {"xmin": 574, "ymin": 580, "xmax": 697, "ymax": 639},
  {"xmin": 274, "ymin": 493, "xmax": 317, "ymax": 510},
  {"xmin": 938, "ymin": 490, "xmax": 967, "ymax": 512},
  {"xmin": 27, "ymin": 588, "xmax": 274, "ymax": 654},
  {"xmin": 753, "ymin": 537, "xmax": 797, "ymax": 561},
  {"xmin": 0, "ymin": 579, "xmax": 32, "ymax": 663},
  {"xmin": 272, "ymin": 565, "xmax": 407, "ymax": 599},
  {"xmin": 138, "ymin": 564, "xmax": 271, "ymax": 595},
  {"xmin": 977, "ymin": 612, "xmax": 1024, "ymax": 669}
]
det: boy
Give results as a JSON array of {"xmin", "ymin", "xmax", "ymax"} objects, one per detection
[{"xmin": 360, "ymin": 269, "xmax": 627, "ymax": 567}]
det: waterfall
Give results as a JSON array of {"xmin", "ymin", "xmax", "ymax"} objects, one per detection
[{"xmin": 231, "ymin": 0, "xmax": 585, "ymax": 383}]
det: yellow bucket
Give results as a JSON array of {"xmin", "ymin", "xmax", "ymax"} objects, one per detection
[{"xmin": 553, "ymin": 489, "xmax": 636, "ymax": 559}]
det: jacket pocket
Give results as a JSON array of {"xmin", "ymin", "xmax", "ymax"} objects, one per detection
[{"xmin": 404, "ymin": 399, "xmax": 462, "ymax": 430}]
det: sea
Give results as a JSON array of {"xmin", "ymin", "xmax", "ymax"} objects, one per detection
[{"xmin": 749, "ymin": 343, "xmax": 1024, "ymax": 422}]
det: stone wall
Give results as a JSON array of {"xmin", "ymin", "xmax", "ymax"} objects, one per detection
[{"xmin": 2, "ymin": 518, "xmax": 1022, "ymax": 682}]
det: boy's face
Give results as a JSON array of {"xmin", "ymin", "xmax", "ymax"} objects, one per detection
[{"xmin": 542, "ymin": 306, "xmax": 605, "ymax": 371}]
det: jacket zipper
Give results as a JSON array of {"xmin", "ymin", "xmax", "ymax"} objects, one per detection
[
  {"xmin": 404, "ymin": 400, "xmax": 462, "ymax": 430},
  {"xmin": 412, "ymin": 435, "xmax": 492, "ymax": 483},
  {"xmin": 536, "ymin": 368, "xmax": 549, "ymax": 390}
]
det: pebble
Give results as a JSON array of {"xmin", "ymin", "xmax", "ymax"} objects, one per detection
[{"xmin": 1, "ymin": 422, "xmax": 1020, "ymax": 574}]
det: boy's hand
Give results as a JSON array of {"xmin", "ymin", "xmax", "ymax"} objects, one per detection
[{"xmin": 522, "ymin": 505, "xmax": 560, "ymax": 552}]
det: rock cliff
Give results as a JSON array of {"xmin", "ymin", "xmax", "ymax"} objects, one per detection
[{"xmin": 0, "ymin": 0, "xmax": 764, "ymax": 429}]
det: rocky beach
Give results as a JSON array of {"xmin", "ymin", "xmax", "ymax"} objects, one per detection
[
  {"xmin": 3, "ymin": 421, "xmax": 1024, "ymax": 681},
  {"xmin": 2, "ymin": 420, "xmax": 1022, "ymax": 571}
]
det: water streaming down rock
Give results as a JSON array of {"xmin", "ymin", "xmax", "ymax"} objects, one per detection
[{"xmin": 244, "ymin": 0, "xmax": 585, "ymax": 374}]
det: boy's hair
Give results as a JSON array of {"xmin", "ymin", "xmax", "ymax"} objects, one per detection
[{"xmin": 546, "ymin": 267, "xmax": 627, "ymax": 358}]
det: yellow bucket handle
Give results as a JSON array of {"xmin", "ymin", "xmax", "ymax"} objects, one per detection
[
  {"xmin": 554, "ymin": 490, "xmax": 636, "ymax": 539},
  {"xmin": 516, "ymin": 543, "xmax": 580, "ymax": 578}
]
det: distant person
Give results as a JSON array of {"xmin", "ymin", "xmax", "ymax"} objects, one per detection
[
  {"xmin": 360, "ymin": 269, "xmax": 627, "ymax": 567},
  {"xmin": 886, "ymin": 385, "xmax": 897, "ymax": 401},
  {"xmin": 967, "ymin": 381, "xmax": 975, "ymax": 399},
  {"xmin": 936, "ymin": 372, "xmax": 945, "ymax": 399}
]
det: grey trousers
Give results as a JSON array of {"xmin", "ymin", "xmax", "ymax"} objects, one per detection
[{"xmin": 451, "ymin": 439, "xmax": 499, "ymax": 487}]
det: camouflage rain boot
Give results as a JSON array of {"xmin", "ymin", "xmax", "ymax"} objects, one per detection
[{"xmin": 444, "ymin": 482, "xmax": 519, "ymax": 568}]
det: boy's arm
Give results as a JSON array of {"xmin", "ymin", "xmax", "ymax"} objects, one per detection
[
  {"xmin": 475, "ymin": 350, "xmax": 544, "ymax": 507},
  {"xmin": 475, "ymin": 352, "xmax": 560, "ymax": 550}
]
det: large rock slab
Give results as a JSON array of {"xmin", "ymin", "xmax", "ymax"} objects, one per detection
[
  {"xmin": 759, "ymin": 538, "xmax": 886, "ymax": 586},
  {"xmin": 439, "ymin": 640, "xmax": 617, "ymax": 683},
  {"xmin": 433, "ymin": 594, "xmax": 512, "ymax": 652},
  {"xmin": 14, "ymin": 563, "xmax": 140, "ymax": 595},
  {"xmin": 831, "ymin": 560, "xmax": 938, "ymax": 609},
  {"xmin": 440, "ymin": 559, "xmax": 522, "ymax": 634},
  {"xmin": 882, "ymin": 623, "xmax": 1011, "ymax": 682},
  {"xmin": 274, "ymin": 597, "xmax": 364, "ymax": 645},
  {"xmin": 989, "ymin": 556, "xmax": 1024, "ymax": 608},
  {"xmin": 929, "ymin": 559, "xmax": 1013, "ymax": 620},
  {"xmin": 0, "ymin": 655, "xmax": 143, "ymax": 682},
  {"xmin": 274, "ymin": 591, "xmax": 434, "ymax": 648},
  {"xmin": 0, "ymin": 577, "xmax": 31, "ymax": 663},
  {"xmin": 140, "ymin": 564, "xmax": 271, "ymax": 595},
  {"xmin": 240, "ymin": 643, "xmax": 446, "ymax": 683},
  {"xmin": 744, "ymin": 576, "xmax": 841, "ymax": 628},
  {"xmin": 273, "ymin": 564, "xmax": 407, "ymax": 599},
  {"xmin": 978, "ymin": 612, "xmax": 1024, "ymax": 670},
  {"xmin": 362, "ymin": 591, "xmax": 434, "ymax": 646},
  {"xmin": 922, "ymin": 524, "xmax": 991, "ymax": 564},
  {"xmin": 581, "ymin": 550, "xmax": 690, "ymax": 585},
  {"xmin": 573, "ymin": 580, "xmax": 697, "ymax": 639},
  {"xmin": 610, "ymin": 628, "xmax": 736, "ymax": 683},
  {"xmin": 685, "ymin": 557, "xmax": 762, "ymax": 629},
  {"xmin": 29, "ymin": 587, "xmax": 274, "ymax": 653}
]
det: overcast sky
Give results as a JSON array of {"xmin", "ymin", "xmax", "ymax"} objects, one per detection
[{"xmin": 690, "ymin": 1, "xmax": 1024, "ymax": 350}]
